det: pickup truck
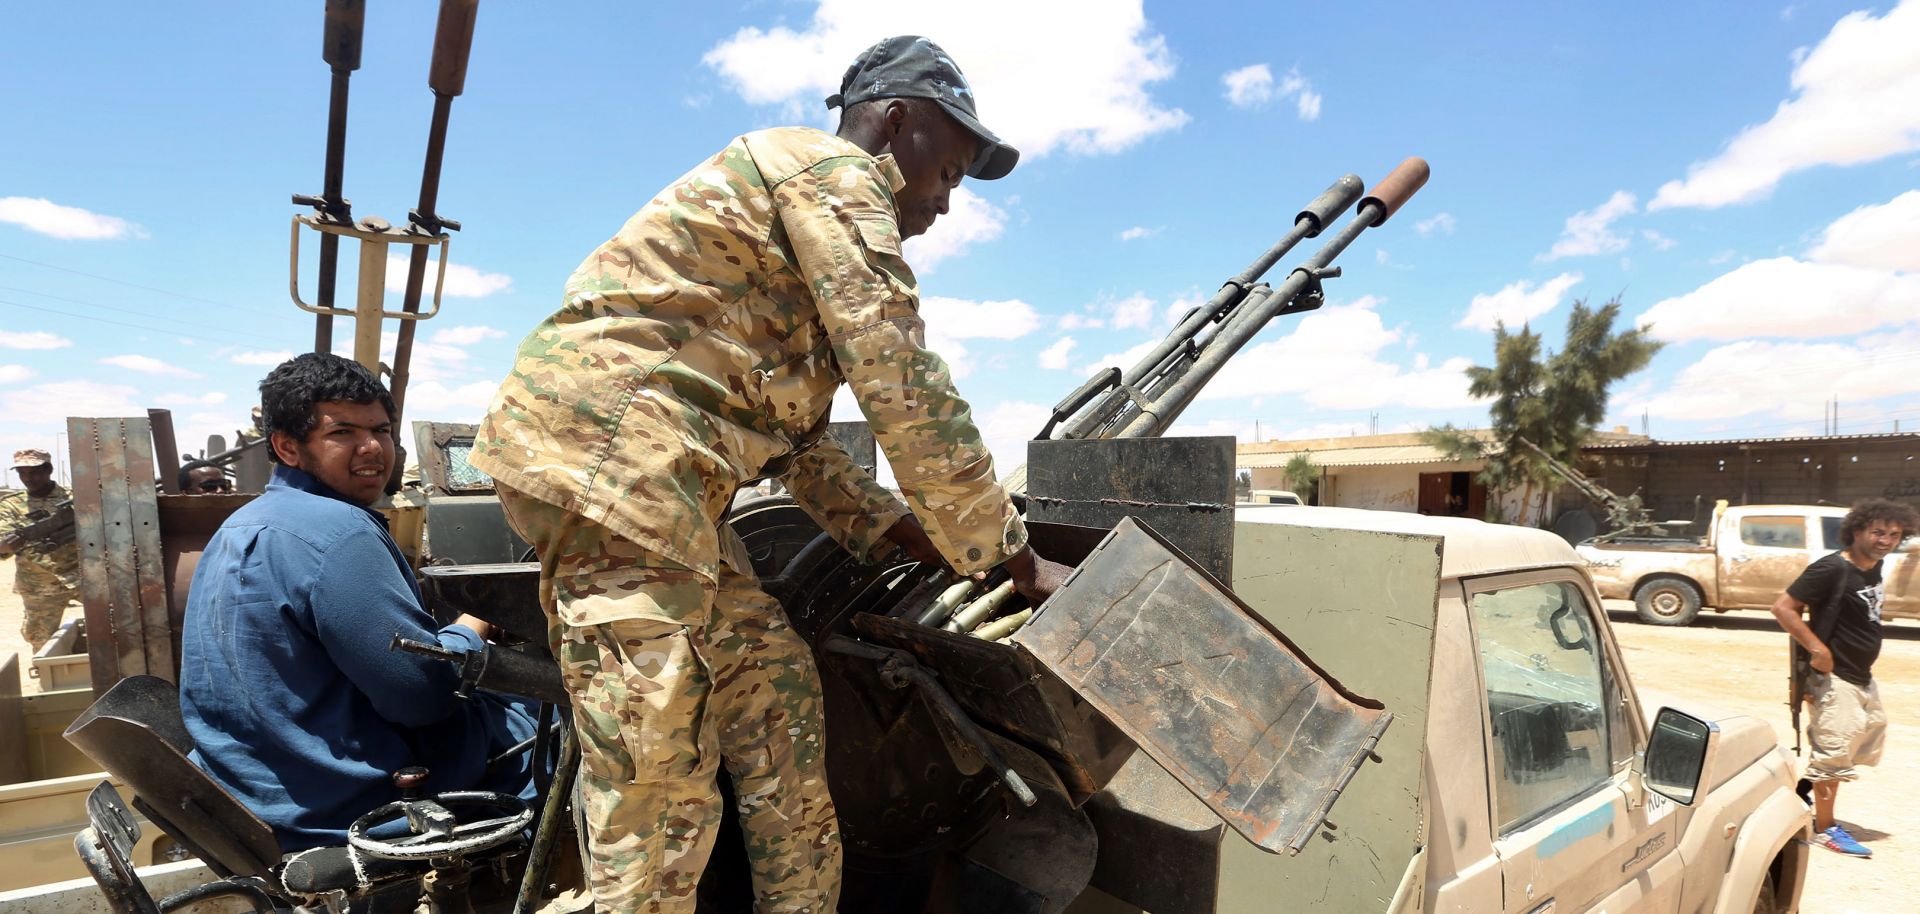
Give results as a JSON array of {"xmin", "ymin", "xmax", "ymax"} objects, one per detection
[
  {"xmin": 1067, "ymin": 506, "xmax": 1809, "ymax": 914},
  {"xmin": 1576, "ymin": 504, "xmax": 1918, "ymax": 626}
]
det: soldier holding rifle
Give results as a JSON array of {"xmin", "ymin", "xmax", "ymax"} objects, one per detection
[
  {"xmin": 473, "ymin": 36, "xmax": 1067, "ymax": 913},
  {"xmin": 0, "ymin": 448, "xmax": 80, "ymax": 650}
]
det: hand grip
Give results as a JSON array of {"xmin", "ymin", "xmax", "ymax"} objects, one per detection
[
  {"xmin": 1358, "ymin": 157, "xmax": 1430, "ymax": 227},
  {"xmin": 322, "ymin": 0, "xmax": 365, "ymax": 71},
  {"xmin": 429, "ymin": 0, "xmax": 481, "ymax": 97}
]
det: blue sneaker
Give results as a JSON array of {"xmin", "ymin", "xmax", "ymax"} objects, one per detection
[{"xmin": 1814, "ymin": 825, "xmax": 1872, "ymax": 857}]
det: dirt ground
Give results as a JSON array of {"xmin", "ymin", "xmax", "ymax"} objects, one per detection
[
  {"xmin": 0, "ymin": 556, "xmax": 82, "ymax": 692},
  {"xmin": 4, "ymin": 558, "xmax": 1912, "ymax": 913},
  {"xmin": 1605, "ymin": 599, "xmax": 1920, "ymax": 914}
]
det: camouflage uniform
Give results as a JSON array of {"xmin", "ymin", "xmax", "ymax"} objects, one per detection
[
  {"xmin": 2, "ymin": 483, "xmax": 81, "ymax": 648},
  {"xmin": 474, "ymin": 127, "xmax": 1025, "ymax": 912}
]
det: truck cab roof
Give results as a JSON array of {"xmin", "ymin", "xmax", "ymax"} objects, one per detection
[{"xmin": 1236, "ymin": 505, "xmax": 1583, "ymax": 580}]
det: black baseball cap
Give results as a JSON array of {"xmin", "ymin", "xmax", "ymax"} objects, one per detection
[{"xmin": 826, "ymin": 36, "xmax": 1020, "ymax": 181}]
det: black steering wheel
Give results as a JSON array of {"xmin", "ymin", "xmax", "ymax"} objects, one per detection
[{"xmin": 346, "ymin": 790, "xmax": 531, "ymax": 861}]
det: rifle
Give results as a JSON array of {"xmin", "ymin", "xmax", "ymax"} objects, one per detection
[
  {"xmin": 1789, "ymin": 637, "xmax": 1805, "ymax": 755},
  {"xmin": 3, "ymin": 499, "xmax": 76, "ymax": 555}
]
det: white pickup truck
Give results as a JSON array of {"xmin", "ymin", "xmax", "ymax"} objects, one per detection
[
  {"xmin": 1068, "ymin": 507, "xmax": 1809, "ymax": 914},
  {"xmin": 1576, "ymin": 504, "xmax": 1918, "ymax": 626}
]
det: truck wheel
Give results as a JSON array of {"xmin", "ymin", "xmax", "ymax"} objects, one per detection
[
  {"xmin": 1634, "ymin": 577, "xmax": 1703, "ymax": 626},
  {"xmin": 1751, "ymin": 868, "xmax": 1780, "ymax": 914}
]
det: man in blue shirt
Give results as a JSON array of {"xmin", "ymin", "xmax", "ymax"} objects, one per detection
[{"xmin": 181, "ymin": 353, "xmax": 537, "ymax": 852}]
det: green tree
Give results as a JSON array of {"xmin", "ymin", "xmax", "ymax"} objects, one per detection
[
  {"xmin": 1284, "ymin": 452, "xmax": 1318, "ymax": 505},
  {"xmin": 1422, "ymin": 297, "xmax": 1663, "ymax": 525}
]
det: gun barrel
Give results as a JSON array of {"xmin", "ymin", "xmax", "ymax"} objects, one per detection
[
  {"xmin": 1107, "ymin": 159, "xmax": 1427, "ymax": 438},
  {"xmin": 1049, "ymin": 174, "xmax": 1364, "ymax": 441}
]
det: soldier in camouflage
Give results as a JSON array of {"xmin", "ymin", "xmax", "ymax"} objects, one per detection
[
  {"xmin": 0, "ymin": 448, "xmax": 81, "ymax": 650},
  {"xmin": 473, "ymin": 36, "xmax": 1067, "ymax": 913}
]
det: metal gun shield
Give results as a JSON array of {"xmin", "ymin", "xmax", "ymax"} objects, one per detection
[{"xmin": 1011, "ymin": 516, "xmax": 1393, "ymax": 854}]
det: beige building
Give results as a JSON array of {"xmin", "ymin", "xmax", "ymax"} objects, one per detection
[{"xmin": 1237, "ymin": 429, "xmax": 1650, "ymax": 523}]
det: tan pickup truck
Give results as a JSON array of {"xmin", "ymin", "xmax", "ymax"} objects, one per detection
[
  {"xmin": 1070, "ymin": 507, "xmax": 1809, "ymax": 914},
  {"xmin": 1577, "ymin": 504, "xmax": 1918, "ymax": 626}
]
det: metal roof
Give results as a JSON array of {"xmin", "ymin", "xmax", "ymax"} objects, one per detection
[
  {"xmin": 1585, "ymin": 431, "xmax": 1920, "ymax": 449},
  {"xmin": 1238, "ymin": 443, "xmax": 1491, "ymax": 469}
]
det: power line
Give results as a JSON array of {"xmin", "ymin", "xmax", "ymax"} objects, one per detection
[
  {"xmin": 0, "ymin": 296, "xmax": 275, "ymax": 347},
  {"xmin": 0, "ymin": 252, "xmax": 254, "ymax": 315},
  {"xmin": 0, "ymin": 285, "xmax": 269, "ymax": 345}
]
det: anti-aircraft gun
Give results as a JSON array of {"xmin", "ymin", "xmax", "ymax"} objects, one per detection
[
  {"xmin": 1512, "ymin": 436, "xmax": 1680, "ymax": 541},
  {"xmin": 657, "ymin": 157, "xmax": 1435, "ymax": 914}
]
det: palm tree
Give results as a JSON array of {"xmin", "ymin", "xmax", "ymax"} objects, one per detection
[{"xmin": 1423, "ymin": 297, "xmax": 1662, "ymax": 525}]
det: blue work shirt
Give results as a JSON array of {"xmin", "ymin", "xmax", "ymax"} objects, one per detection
[{"xmin": 180, "ymin": 465, "xmax": 536, "ymax": 852}]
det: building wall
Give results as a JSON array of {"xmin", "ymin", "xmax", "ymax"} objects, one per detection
[
  {"xmin": 1577, "ymin": 438, "xmax": 1920, "ymax": 522},
  {"xmin": 1286, "ymin": 460, "xmax": 1543, "ymax": 522}
]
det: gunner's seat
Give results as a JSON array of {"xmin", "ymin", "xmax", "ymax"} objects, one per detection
[{"xmin": 64, "ymin": 675, "xmax": 520, "ymax": 913}]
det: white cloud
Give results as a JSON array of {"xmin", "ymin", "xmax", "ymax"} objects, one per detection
[
  {"xmin": 1808, "ymin": 189, "xmax": 1920, "ymax": 273},
  {"xmin": 1621, "ymin": 330, "xmax": 1920, "ymax": 422},
  {"xmin": 156, "ymin": 391, "xmax": 228, "ymax": 407},
  {"xmin": 1163, "ymin": 292, "xmax": 1204, "ymax": 326},
  {"xmin": 0, "ymin": 330, "xmax": 73, "ymax": 350},
  {"xmin": 0, "ymin": 365, "xmax": 32, "ymax": 385},
  {"xmin": 903, "ymin": 187, "xmax": 1006, "ymax": 271},
  {"xmin": 1641, "ymin": 229, "xmax": 1677, "ymax": 251},
  {"xmin": 1039, "ymin": 337, "xmax": 1077, "ymax": 370},
  {"xmin": 920, "ymin": 296, "xmax": 1040, "ymax": 339},
  {"xmin": 1414, "ymin": 212, "xmax": 1456, "ymax": 236},
  {"xmin": 1457, "ymin": 272, "xmax": 1584, "ymax": 331},
  {"xmin": 1540, "ymin": 191, "xmax": 1637, "ymax": 261},
  {"xmin": 384, "ymin": 256, "xmax": 513, "ymax": 298},
  {"xmin": 1637, "ymin": 257, "xmax": 1920, "ymax": 342},
  {"xmin": 398, "ymin": 379, "xmax": 500, "ymax": 421},
  {"xmin": 1222, "ymin": 64, "xmax": 1274, "ymax": 108},
  {"xmin": 0, "ymin": 380, "xmax": 143, "ymax": 425},
  {"xmin": 1220, "ymin": 63, "xmax": 1320, "ymax": 120},
  {"xmin": 1649, "ymin": 1, "xmax": 1920, "ymax": 209},
  {"xmin": 1109, "ymin": 293, "xmax": 1156, "ymax": 330},
  {"xmin": 1058, "ymin": 312, "xmax": 1104, "ymax": 331},
  {"xmin": 100, "ymin": 354, "xmax": 202, "ymax": 378},
  {"xmin": 1079, "ymin": 337, "xmax": 1161, "ymax": 377},
  {"xmin": 1119, "ymin": 226, "xmax": 1158, "ymax": 241},
  {"xmin": 976, "ymin": 399, "xmax": 1051, "ymax": 477},
  {"xmin": 430, "ymin": 325, "xmax": 509, "ymax": 347},
  {"xmin": 1201, "ymin": 299, "xmax": 1479, "ymax": 410},
  {"xmin": 231, "ymin": 350, "xmax": 295, "ymax": 367},
  {"xmin": 0, "ymin": 197, "xmax": 145, "ymax": 240},
  {"xmin": 704, "ymin": 3, "xmax": 1188, "ymax": 160}
]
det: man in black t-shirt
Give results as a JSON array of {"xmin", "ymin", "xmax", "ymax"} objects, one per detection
[{"xmin": 1771, "ymin": 498, "xmax": 1917, "ymax": 858}]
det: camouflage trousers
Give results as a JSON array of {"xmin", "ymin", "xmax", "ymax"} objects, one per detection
[
  {"xmin": 498, "ymin": 488, "xmax": 840, "ymax": 914},
  {"xmin": 14, "ymin": 562, "xmax": 77, "ymax": 649}
]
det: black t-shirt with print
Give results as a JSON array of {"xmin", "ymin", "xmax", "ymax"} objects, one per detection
[{"xmin": 1787, "ymin": 551, "xmax": 1885, "ymax": 687}]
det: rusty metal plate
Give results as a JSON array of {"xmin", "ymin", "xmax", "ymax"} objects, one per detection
[
  {"xmin": 1013, "ymin": 516, "xmax": 1390, "ymax": 854},
  {"xmin": 1025, "ymin": 437, "xmax": 1237, "ymax": 583}
]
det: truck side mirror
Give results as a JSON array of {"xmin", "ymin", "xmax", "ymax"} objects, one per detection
[{"xmin": 1641, "ymin": 707, "xmax": 1713, "ymax": 806}]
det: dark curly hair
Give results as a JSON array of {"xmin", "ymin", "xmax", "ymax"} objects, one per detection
[
  {"xmin": 258, "ymin": 353, "xmax": 396, "ymax": 465},
  {"xmin": 1839, "ymin": 498, "xmax": 1919, "ymax": 549}
]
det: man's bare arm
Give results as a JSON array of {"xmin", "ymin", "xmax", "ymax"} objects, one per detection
[{"xmin": 1770, "ymin": 592, "xmax": 1832, "ymax": 673}]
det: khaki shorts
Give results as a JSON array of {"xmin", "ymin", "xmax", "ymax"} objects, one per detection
[{"xmin": 1806, "ymin": 674, "xmax": 1886, "ymax": 782}]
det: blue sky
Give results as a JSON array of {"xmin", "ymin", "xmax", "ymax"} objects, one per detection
[{"xmin": 4, "ymin": 1, "xmax": 1919, "ymax": 483}]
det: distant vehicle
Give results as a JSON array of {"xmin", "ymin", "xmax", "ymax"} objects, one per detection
[
  {"xmin": 1577, "ymin": 503, "xmax": 1918, "ymax": 626},
  {"xmin": 1241, "ymin": 489, "xmax": 1303, "ymax": 505}
]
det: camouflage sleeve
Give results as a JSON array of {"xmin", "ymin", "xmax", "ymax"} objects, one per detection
[
  {"xmin": 774, "ymin": 156, "xmax": 1026, "ymax": 575},
  {"xmin": 778, "ymin": 436, "xmax": 912, "ymax": 562}
]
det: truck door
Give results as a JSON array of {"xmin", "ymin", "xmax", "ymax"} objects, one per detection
[
  {"xmin": 1464, "ymin": 573, "xmax": 1681, "ymax": 914},
  {"xmin": 1719, "ymin": 513, "xmax": 1816, "ymax": 609}
]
